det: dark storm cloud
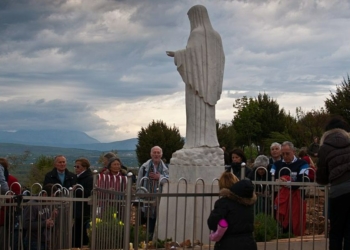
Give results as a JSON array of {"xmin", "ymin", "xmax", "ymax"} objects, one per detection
[
  {"xmin": 1, "ymin": 0, "xmax": 350, "ymax": 141},
  {"xmin": 0, "ymin": 98, "xmax": 117, "ymax": 133}
]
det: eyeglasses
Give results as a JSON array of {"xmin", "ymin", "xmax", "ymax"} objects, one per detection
[{"xmin": 74, "ymin": 165, "xmax": 81, "ymax": 169}]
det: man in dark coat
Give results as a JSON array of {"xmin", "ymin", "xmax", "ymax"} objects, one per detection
[
  {"xmin": 43, "ymin": 155, "xmax": 77, "ymax": 189},
  {"xmin": 316, "ymin": 116, "xmax": 350, "ymax": 250}
]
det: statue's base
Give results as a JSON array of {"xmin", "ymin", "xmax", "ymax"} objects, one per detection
[
  {"xmin": 169, "ymin": 147, "xmax": 225, "ymax": 183},
  {"xmin": 155, "ymin": 147, "xmax": 224, "ymax": 244}
]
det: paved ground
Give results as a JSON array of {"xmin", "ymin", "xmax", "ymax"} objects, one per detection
[{"xmin": 256, "ymin": 235, "xmax": 328, "ymax": 250}]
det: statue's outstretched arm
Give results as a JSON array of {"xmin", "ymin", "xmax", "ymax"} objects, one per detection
[{"xmin": 166, "ymin": 51, "xmax": 175, "ymax": 57}]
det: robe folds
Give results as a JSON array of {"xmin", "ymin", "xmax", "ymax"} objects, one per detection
[{"xmin": 174, "ymin": 5, "xmax": 225, "ymax": 148}]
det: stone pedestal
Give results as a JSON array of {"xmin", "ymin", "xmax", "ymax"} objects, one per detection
[
  {"xmin": 156, "ymin": 147, "xmax": 224, "ymax": 244},
  {"xmin": 169, "ymin": 147, "xmax": 225, "ymax": 183}
]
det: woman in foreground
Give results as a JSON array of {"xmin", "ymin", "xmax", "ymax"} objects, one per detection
[{"xmin": 208, "ymin": 171, "xmax": 257, "ymax": 250}]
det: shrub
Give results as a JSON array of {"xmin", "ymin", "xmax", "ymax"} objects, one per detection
[{"xmin": 254, "ymin": 213, "xmax": 278, "ymax": 242}]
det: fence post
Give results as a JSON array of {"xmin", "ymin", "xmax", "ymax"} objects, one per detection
[
  {"xmin": 124, "ymin": 172, "xmax": 133, "ymax": 250},
  {"xmin": 241, "ymin": 162, "xmax": 246, "ymax": 180},
  {"xmin": 271, "ymin": 173, "xmax": 275, "ymax": 218},
  {"xmin": 91, "ymin": 170, "xmax": 99, "ymax": 250},
  {"xmin": 68, "ymin": 187, "xmax": 74, "ymax": 249}
]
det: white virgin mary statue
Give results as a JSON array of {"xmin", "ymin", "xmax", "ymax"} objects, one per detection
[{"xmin": 167, "ymin": 5, "xmax": 225, "ymax": 149}]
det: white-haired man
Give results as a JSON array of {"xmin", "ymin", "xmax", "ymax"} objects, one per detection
[{"xmin": 136, "ymin": 146, "xmax": 169, "ymax": 241}]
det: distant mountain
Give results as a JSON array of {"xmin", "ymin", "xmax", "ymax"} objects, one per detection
[
  {"xmin": 72, "ymin": 138, "xmax": 138, "ymax": 151},
  {"xmin": 0, "ymin": 130, "xmax": 138, "ymax": 151}
]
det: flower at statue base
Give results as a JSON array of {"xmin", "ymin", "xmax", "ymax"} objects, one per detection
[{"xmin": 87, "ymin": 210, "xmax": 124, "ymax": 248}]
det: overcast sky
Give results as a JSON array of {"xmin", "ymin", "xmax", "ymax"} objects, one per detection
[{"xmin": 1, "ymin": 0, "xmax": 349, "ymax": 142}]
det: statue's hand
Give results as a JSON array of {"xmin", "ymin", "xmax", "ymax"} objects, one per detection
[{"xmin": 166, "ymin": 51, "xmax": 175, "ymax": 57}]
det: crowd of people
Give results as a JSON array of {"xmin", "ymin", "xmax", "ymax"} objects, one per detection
[
  {"xmin": 0, "ymin": 151, "xmax": 135, "ymax": 249},
  {"xmin": 0, "ymin": 115, "xmax": 349, "ymax": 250}
]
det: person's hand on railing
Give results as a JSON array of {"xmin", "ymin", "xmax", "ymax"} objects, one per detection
[{"xmin": 149, "ymin": 172, "xmax": 160, "ymax": 181}]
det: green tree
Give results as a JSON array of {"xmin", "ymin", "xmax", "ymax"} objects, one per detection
[
  {"xmin": 216, "ymin": 120, "xmax": 236, "ymax": 151},
  {"xmin": 26, "ymin": 155, "xmax": 54, "ymax": 192},
  {"xmin": 136, "ymin": 120, "xmax": 184, "ymax": 166},
  {"xmin": 233, "ymin": 96, "xmax": 261, "ymax": 149},
  {"xmin": 294, "ymin": 107, "xmax": 330, "ymax": 146},
  {"xmin": 232, "ymin": 93, "xmax": 286, "ymax": 155},
  {"xmin": 254, "ymin": 93, "xmax": 286, "ymax": 152},
  {"xmin": 325, "ymin": 75, "xmax": 350, "ymax": 124},
  {"xmin": 7, "ymin": 150, "xmax": 30, "ymax": 170}
]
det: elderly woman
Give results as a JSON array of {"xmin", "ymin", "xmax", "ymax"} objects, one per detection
[
  {"xmin": 100, "ymin": 157, "xmax": 127, "ymax": 189},
  {"xmin": 269, "ymin": 142, "xmax": 282, "ymax": 165},
  {"xmin": 73, "ymin": 158, "xmax": 93, "ymax": 248},
  {"xmin": 248, "ymin": 155, "xmax": 272, "ymax": 214},
  {"xmin": 248, "ymin": 155, "xmax": 271, "ymax": 182},
  {"xmin": 208, "ymin": 171, "xmax": 257, "ymax": 250}
]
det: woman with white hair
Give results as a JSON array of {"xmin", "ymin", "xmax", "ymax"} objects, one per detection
[{"xmin": 269, "ymin": 142, "xmax": 282, "ymax": 165}]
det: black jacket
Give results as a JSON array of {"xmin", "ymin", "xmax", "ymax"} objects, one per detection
[
  {"xmin": 43, "ymin": 168, "xmax": 77, "ymax": 189},
  {"xmin": 317, "ymin": 128, "xmax": 350, "ymax": 186},
  {"xmin": 207, "ymin": 183, "xmax": 257, "ymax": 250},
  {"xmin": 75, "ymin": 168, "xmax": 93, "ymax": 219}
]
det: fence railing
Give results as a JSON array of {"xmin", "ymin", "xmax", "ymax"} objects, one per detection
[{"xmin": 0, "ymin": 171, "xmax": 329, "ymax": 250}]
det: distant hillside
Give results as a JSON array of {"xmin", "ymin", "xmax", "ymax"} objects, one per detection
[
  {"xmin": 0, "ymin": 130, "xmax": 138, "ymax": 150},
  {"xmin": 0, "ymin": 130, "xmax": 99, "ymax": 146},
  {"xmin": 73, "ymin": 138, "xmax": 138, "ymax": 151}
]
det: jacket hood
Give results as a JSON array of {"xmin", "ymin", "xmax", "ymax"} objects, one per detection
[
  {"xmin": 320, "ymin": 128, "xmax": 350, "ymax": 148},
  {"xmin": 219, "ymin": 187, "xmax": 257, "ymax": 206}
]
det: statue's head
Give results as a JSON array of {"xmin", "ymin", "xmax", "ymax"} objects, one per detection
[{"xmin": 187, "ymin": 5, "xmax": 212, "ymax": 31}]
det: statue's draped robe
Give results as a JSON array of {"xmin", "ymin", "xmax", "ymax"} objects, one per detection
[{"xmin": 174, "ymin": 5, "xmax": 225, "ymax": 148}]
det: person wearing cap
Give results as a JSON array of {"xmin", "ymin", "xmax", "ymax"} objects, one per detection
[
  {"xmin": 208, "ymin": 173, "xmax": 257, "ymax": 250},
  {"xmin": 99, "ymin": 157, "xmax": 127, "ymax": 191},
  {"xmin": 316, "ymin": 116, "xmax": 350, "ymax": 250},
  {"xmin": 100, "ymin": 152, "xmax": 128, "ymax": 174}
]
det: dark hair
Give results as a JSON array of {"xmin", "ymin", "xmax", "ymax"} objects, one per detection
[
  {"xmin": 75, "ymin": 158, "xmax": 90, "ymax": 169},
  {"xmin": 107, "ymin": 157, "xmax": 122, "ymax": 169},
  {"xmin": 229, "ymin": 148, "xmax": 247, "ymax": 164},
  {"xmin": 298, "ymin": 147, "xmax": 308, "ymax": 158},
  {"xmin": 325, "ymin": 115, "xmax": 350, "ymax": 132}
]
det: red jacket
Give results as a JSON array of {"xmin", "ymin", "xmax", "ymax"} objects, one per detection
[{"xmin": 274, "ymin": 175, "xmax": 306, "ymax": 236}]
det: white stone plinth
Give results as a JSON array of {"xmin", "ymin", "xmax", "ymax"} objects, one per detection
[
  {"xmin": 155, "ymin": 147, "xmax": 225, "ymax": 244},
  {"xmin": 157, "ymin": 183, "xmax": 219, "ymax": 245},
  {"xmin": 169, "ymin": 147, "xmax": 225, "ymax": 183}
]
